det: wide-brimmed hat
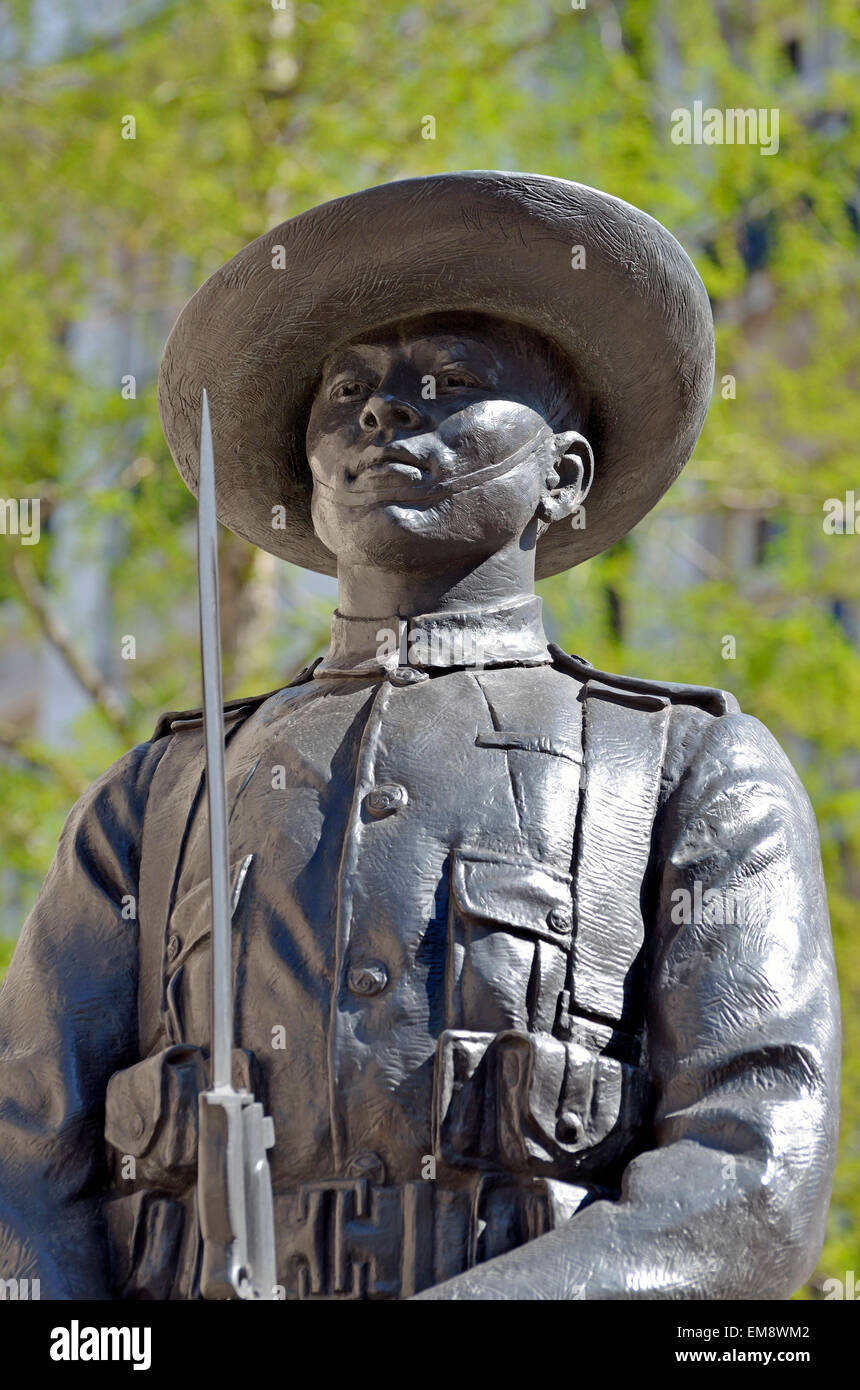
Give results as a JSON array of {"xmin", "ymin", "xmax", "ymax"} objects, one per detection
[{"xmin": 158, "ymin": 170, "xmax": 714, "ymax": 578}]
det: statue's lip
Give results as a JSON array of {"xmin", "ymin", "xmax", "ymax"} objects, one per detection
[{"xmin": 350, "ymin": 448, "xmax": 433, "ymax": 487}]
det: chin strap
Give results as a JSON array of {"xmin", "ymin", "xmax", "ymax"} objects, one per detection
[{"xmin": 311, "ymin": 426, "xmax": 555, "ymax": 507}]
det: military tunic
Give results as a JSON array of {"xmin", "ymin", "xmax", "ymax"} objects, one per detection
[{"xmin": 0, "ymin": 597, "xmax": 840, "ymax": 1299}]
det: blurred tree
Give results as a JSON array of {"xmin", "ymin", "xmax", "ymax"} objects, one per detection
[{"xmin": 0, "ymin": 0, "xmax": 858, "ymax": 1293}]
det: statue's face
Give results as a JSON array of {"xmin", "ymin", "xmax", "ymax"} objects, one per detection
[{"xmin": 306, "ymin": 314, "xmax": 590, "ymax": 575}]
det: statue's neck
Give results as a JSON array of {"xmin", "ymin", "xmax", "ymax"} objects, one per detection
[{"xmin": 335, "ymin": 532, "xmax": 538, "ymax": 620}]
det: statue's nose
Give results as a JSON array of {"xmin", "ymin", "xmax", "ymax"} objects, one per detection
[{"xmin": 360, "ymin": 393, "xmax": 422, "ymax": 433}]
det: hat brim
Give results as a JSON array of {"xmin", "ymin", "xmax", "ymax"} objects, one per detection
[{"xmin": 158, "ymin": 170, "xmax": 714, "ymax": 579}]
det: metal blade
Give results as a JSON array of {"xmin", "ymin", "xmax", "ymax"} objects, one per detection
[{"xmin": 197, "ymin": 388, "xmax": 233, "ymax": 1091}]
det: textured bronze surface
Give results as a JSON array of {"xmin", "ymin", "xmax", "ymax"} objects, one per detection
[{"xmin": 0, "ymin": 173, "xmax": 839, "ymax": 1301}]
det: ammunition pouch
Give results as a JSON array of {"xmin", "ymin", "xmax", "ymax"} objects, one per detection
[
  {"xmin": 104, "ymin": 1044, "xmax": 261, "ymax": 1192},
  {"xmin": 104, "ymin": 1171, "xmax": 600, "ymax": 1301},
  {"xmin": 433, "ymin": 1028, "xmax": 650, "ymax": 1181},
  {"xmin": 104, "ymin": 1190, "xmax": 188, "ymax": 1301},
  {"xmin": 103, "ymin": 1044, "xmax": 262, "ymax": 1300}
]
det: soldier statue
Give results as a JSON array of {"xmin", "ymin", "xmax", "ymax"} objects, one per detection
[{"xmin": 0, "ymin": 172, "xmax": 840, "ymax": 1300}]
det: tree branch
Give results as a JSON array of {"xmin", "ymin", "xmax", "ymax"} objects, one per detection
[
  {"xmin": 0, "ymin": 724, "xmax": 87, "ymax": 798},
  {"xmin": 9, "ymin": 554, "xmax": 135, "ymax": 744}
]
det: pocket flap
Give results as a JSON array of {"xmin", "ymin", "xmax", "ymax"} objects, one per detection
[
  {"xmin": 104, "ymin": 1045, "xmax": 198, "ymax": 1158},
  {"xmin": 167, "ymin": 854, "xmax": 255, "ymax": 974},
  {"xmin": 451, "ymin": 849, "xmax": 573, "ymax": 944},
  {"xmin": 433, "ymin": 1028, "xmax": 648, "ymax": 1177},
  {"xmin": 104, "ymin": 1045, "xmax": 260, "ymax": 1167}
]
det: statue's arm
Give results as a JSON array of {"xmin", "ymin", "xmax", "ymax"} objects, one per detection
[
  {"xmin": 0, "ymin": 739, "xmax": 165, "ymax": 1299},
  {"xmin": 413, "ymin": 711, "xmax": 841, "ymax": 1299}
]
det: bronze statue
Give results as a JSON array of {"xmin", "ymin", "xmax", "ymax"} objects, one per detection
[{"xmin": 0, "ymin": 172, "xmax": 840, "ymax": 1300}]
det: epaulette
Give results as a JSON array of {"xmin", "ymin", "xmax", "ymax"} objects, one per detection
[
  {"xmin": 149, "ymin": 657, "xmax": 323, "ymax": 743},
  {"xmin": 548, "ymin": 644, "xmax": 740, "ymax": 717}
]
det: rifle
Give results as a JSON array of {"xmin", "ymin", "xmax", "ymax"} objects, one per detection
[{"xmin": 195, "ymin": 389, "xmax": 278, "ymax": 1300}]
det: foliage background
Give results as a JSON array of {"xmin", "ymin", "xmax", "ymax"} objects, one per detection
[{"xmin": 1, "ymin": 0, "xmax": 858, "ymax": 1296}]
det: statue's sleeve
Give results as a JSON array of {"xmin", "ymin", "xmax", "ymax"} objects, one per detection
[
  {"xmin": 0, "ymin": 739, "xmax": 166, "ymax": 1299},
  {"xmin": 414, "ymin": 709, "xmax": 841, "ymax": 1300}
]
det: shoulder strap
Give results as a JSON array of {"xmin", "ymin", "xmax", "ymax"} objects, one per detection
[
  {"xmin": 549, "ymin": 644, "xmax": 739, "ymax": 716},
  {"xmin": 138, "ymin": 725, "xmax": 210, "ymax": 1054},
  {"xmin": 149, "ymin": 658, "xmax": 322, "ymax": 742},
  {"xmin": 138, "ymin": 659, "xmax": 321, "ymax": 1053},
  {"xmin": 567, "ymin": 680, "xmax": 671, "ymax": 1032}
]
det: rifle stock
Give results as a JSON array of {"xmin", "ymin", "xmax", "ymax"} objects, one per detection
[{"xmin": 198, "ymin": 1087, "xmax": 277, "ymax": 1300}]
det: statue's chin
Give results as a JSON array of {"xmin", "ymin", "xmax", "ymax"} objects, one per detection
[
  {"xmin": 313, "ymin": 489, "xmax": 523, "ymax": 576},
  {"xmin": 322, "ymin": 509, "xmax": 497, "ymax": 574},
  {"xmin": 318, "ymin": 498, "xmax": 439, "ymax": 550}
]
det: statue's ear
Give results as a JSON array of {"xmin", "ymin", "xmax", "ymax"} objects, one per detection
[
  {"xmin": 554, "ymin": 431, "xmax": 594, "ymax": 501},
  {"xmin": 536, "ymin": 431, "xmax": 594, "ymax": 529}
]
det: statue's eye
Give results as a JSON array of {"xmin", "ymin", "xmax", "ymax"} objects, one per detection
[
  {"xmin": 330, "ymin": 379, "xmax": 369, "ymax": 401},
  {"xmin": 438, "ymin": 369, "xmax": 480, "ymax": 390}
]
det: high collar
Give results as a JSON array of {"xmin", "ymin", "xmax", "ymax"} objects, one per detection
[{"xmin": 314, "ymin": 594, "xmax": 551, "ymax": 679}]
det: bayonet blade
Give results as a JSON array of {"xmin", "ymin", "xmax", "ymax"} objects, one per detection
[
  {"xmin": 197, "ymin": 388, "xmax": 233, "ymax": 1091},
  {"xmin": 196, "ymin": 390, "xmax": 278, "ymax": 1300}
]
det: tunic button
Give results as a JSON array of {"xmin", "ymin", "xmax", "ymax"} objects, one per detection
[
  {"xmin": 365, "ymin": 783, "xmax": 408, "ymax": 817},
  {"xmin": 388, "ymin": 666, "xmax": 428, "ymax": 685},
  {"xmin": 167, "ymin": 934, "xmax": 181, "ymax": 962},
  {"xmin": 547, "ymin": 907, "xmax": 573, "ymax": 935},
  {"xmin": 348, "ymin": 961, "xmax": 389, "ymax": 996}
]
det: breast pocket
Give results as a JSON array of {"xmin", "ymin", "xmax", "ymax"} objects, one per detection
[
  {"xmin": 448, "ymin": 848, "xmax": 573, "ymax": 1034},
  {"xmin": 165, "ymin": 854, "xmax": 255, "ymax": 1046}
]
